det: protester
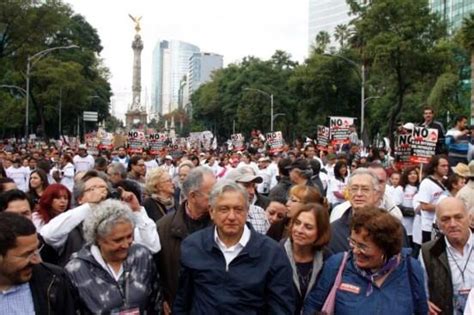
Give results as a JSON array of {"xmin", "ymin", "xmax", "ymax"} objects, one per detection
[
  {"xmin": 420, "ymin": 106, "xmax": 446, "ymax": 155},
  {"xmin": 174, "ymin": 180, "xmax": 295, "ymax": 314},
  {"xmin": 456, "ymin": 160, "xmax": 474, "ymax": 211},
  {"xmin": 174, "ymin": 160, "xmax": 194, "ymax": 205},
  {"xmin": 326, "ymin": 160, "xmax": 348, "ymax": 208},
  {"xmin": 288, "ymin": 158, "xmax": 315, "ymax": 186},
  {"xmin": 420, "ymin": 197, "xmax": 473, "ymax": 315},
  {"xmin": 265, "ymin": 199, "xmax": 288, "ymax": 225},
  {"xmin": 399, "ymin": 166, "xmax": 421, "ymax": 256},
  {"xmin": 26, "ymin": 168, "xmax": 49, "ymax": 208},
  {"xmin": 268, "ymin": 157, "xmax": 293, "ymax": 202},
  {"xmin": 303, "ymin": 206, "xmax": 428, "ymax": 315},
  {"xmin": 445, "ymin": 115, "xmax": 470, "ymax": 166},
  {"xmin": 127, "ymin": 155, "xmax": 146, "ymax": 184},
  {"xmin": 143, "ymin": 167, "xmax": 176, "ymax": 222},
  {"xmin": 73, "ymin": 144, "xmax": 95, "ymax": 172},
  {"xmin": 267, "ymin": 185, "xmax": 326, "ymax": 242},
  {"xmin": 5, "ymin": 158, "xmax": 29, "ymax": 192},
  {"xmin": 0, "ymin": 189, "xmax": 33, "ymax": 220},
  {"xmin": 415, "ymin": 155, "xmax": 449, "ymax": 243},
  {"xmin": 32, "ymin": 183, "xmax": 71, "ymax": 231},
  {"xmin": 0, "ymin": 212, "xmax": 77, "ymax": 314},
  {"xmin": 65, "ymin": 199, "xmax": 159, "ymax": 314},
  {"xmin": 283, "ymin": 203, "xmax": 330, "ymax": 314},
  {"xmin": 156, "ymin": 166, "xmax": 216, "ymax": 313}
]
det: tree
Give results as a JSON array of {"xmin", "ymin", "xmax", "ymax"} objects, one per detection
[
  {"xmin": 313, "ymin": 31, "xmax": 331, "ymax": 54},
  {"xmin": 460, "ymin": 13, "xmax": 474, "ymax": 122},
  {"xmin": 347, "ymin": 0, "xmax": 449, "ymax": 142},
  {"xmin": 334, "ymin": 24, "xmax": 351, "ymax": 49},
  {"xmin": 0, "ymin": 0, "xmax": 111, "ymax": 139}
]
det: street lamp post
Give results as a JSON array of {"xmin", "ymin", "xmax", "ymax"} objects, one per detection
[
  {"xmin": 25, "ymin": 45, "xmax": 79, "ymax": 137},
  {"xmin": 244, "ymin": 87, "xmax": 278, "ymax": 132},
  {"xmin": 324, "ymin": 54, "xmax": 366, "ymax": 134}
]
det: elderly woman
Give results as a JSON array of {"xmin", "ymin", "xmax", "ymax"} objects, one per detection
[
  {"xmin": 65, "ymin": 199, "xmax": 159, "ymax": 314},
  {"xmin": 143, "ymin": 167, "xmax": 176, "ymax": 222},
  {"xmin": 267, "ymin": 185, "xmax": 326, "ymax": 241},
  {"xmin": 283, "ymin": 203, "xmax": 330, "ymax": 314},
  {"xmin": 303, "ymin": 206, "xmax": 428, "ymax": 315}
]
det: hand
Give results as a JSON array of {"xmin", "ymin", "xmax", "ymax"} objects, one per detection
[
  {"xmin": 121, "ymin": 190, "xmax": 140, "ymax": 212},
  {"xmin": 163, "ymin": 301, "xmax": 171, "ymax": 315},
  {"xmin": 428, "ymin": 301, "xmax": 441, "ymax": 315},
  {"xmin": 82, "ymin": 186, "xmax": 108, "ymax": 204}
]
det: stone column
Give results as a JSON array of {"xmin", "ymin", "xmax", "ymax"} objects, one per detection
[{"xmin": 131, "ymin": 34, "xmax": 143, "ymax": 110}]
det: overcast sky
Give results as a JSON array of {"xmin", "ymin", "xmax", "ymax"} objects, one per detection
[{"xmin": 65, "ymin": 0, "xmax": 309, "ymax": 118}]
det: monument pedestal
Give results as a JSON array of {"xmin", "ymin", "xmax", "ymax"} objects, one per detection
[{"xmin": 126, "ymin": 110, "xmax": 147, "ymax": 129}]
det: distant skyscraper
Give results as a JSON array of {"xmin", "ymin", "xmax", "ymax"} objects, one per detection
[
  {"xmin": 151, "ymin": 40, "xmax": 200, "ymax": 117},
  {"xmin": 188, "ymin": 52, "xmax": 223, "ymax": 94},
  {"xmin": 308, "ymin": 0, "xmax": 352, "ymax": 52},
  {"xmin": 429, "ymin": 0, "xmax": 474, "ymax": 32}
]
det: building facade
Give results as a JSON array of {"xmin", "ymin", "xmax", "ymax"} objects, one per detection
[
  {"xmin": 429, "ymin": 0, "xmax": 474, "ymax": 32},
  {"xmin": 151, "ymin": 40, "xmax": 200, "ymax": 117}
]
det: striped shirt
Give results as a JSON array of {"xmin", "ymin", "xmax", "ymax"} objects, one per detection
[{"xmin": 0, "ymin": 283, "xmax": 35, "ymax": 314}]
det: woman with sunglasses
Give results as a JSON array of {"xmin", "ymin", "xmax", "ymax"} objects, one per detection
[{"xmin": 303, "ymin": 206, "xmax": 428, "ymax": 315}]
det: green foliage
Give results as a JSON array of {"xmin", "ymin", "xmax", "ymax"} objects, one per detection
[{"xmin": 0, "ymin": 0, "xmax": 112, "ymax": 139}]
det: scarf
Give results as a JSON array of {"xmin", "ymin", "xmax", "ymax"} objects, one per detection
[
  {"xmin": 152, "ymin": 194, "xmax": 175, "ymax": 212},
  {"xmin": 353, "ymin": 253, "xmax": 400, "ymax": 296}
]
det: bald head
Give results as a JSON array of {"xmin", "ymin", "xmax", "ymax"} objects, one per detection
[{"xmin": 436, "ymin": 197, "xmax": 470, "ymax": 248}]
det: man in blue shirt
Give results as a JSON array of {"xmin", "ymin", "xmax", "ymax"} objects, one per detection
[
  {"xmin": 445, "ymin": 115, "xmax": 470, "ymax": 166},
  {"xmin": 174, "ymin": 180, "xmax": 295, "ymax": 314},
  {"xmin": 0, "ymin": 212, "xmax": 76, "ymax": 314}
]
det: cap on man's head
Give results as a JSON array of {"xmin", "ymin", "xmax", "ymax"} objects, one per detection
[
  {"xmin": 326, "ymin": 153, "xmax": 337, "ymax": 161},
  {"xmin": 258, "ymin": 156, "xmax": 271, "ymax": 163},
  {"xmin": 226, "ymin": 167, "xmax": 263, "ymax": 184},
  {"xmin": 78, "ymin": 144, "xmax": 87, "ymax": 150},
  {"xmin": 164, "ymin": 155, "xmax": 173, "ymax": 160}
]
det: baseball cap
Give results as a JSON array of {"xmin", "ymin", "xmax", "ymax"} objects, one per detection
[{"xmin": 226, "ymin": 167, "xmax": 263, "ymax": 184}]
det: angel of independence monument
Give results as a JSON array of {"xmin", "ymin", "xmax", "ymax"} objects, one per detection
[{"xmin": 125, "ymin": 15, "xmax": 147, "ymax": 128}]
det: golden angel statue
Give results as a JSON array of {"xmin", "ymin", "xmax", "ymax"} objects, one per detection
[{"xmin": 128, "ymin": 14, "xmax": 142, "ymax": 33}]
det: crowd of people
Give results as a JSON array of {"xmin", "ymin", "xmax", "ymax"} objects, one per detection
[{"xmin": 0, "ymin": 106, "xmax": 473, "ymax": 314}]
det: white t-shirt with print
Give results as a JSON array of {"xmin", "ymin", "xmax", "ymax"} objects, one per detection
[{"xmin": 416, "ymin": 177, "xmax": 447, "ymax": 232}]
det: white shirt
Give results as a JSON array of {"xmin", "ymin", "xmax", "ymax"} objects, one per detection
[
  {"xmin": 91, "ymin": 245, "xmax": 123, "ymax": 281},
  {"xmin": 420, "ymin": 232, "xmax": 474, "ymax": 308},
  {"xmin": 40, "ymin": 203, "xmax": 161, "ymax": 253},
  {"xmin": 73, "ymin": 154, "xmax": 95, "ymax": 172},
  {"xmin": 144, "ymin": 159, "xmax": 159, "ymax": 172},
  {"xmin": 416, "ymin": 177, "xmax": 447, "ymax": 231},
  {"xmin": 214, "ymin": 224, "xmax": 250, "ymax": 270},
  {"xmin": 401, "ymin": 185, "xmax": 418, "ymax": 236},
  {"xmin": 6, "ymin": 166, "xmax": 29, "ymax": 192}
]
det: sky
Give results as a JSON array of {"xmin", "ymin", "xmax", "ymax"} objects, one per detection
[{"xmin": 65, "ymin": 0, "xmax": 309, "ymax": 120}]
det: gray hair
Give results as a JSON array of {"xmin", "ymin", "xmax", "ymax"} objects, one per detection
[
  {"xmin": 145, "ymin": 167, "xmax": 169, "ymax": 195},
  {"xmin": 83, "ymin": 199, "xmax": 135, "ymax": 244},
  {"xmin": 348, "ymin": 168, "xmax": 380, "ymax": 191},
  {"xmin": 182, "ymin": 166, "xmax": 214, "ymax": 197},
  {"xmin": 108, "ymin": 162, "xmax": 127, "ymax": 179},
  {"xmin": 209, "ymin": 180, "xmax": 249, "ymax": 210}
]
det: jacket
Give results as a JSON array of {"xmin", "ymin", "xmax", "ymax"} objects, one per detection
[
  {"xmin": 156, "ymin": 202, "xmax": 212, "ymax": 305},
  {"xmin": 30, "ymin": 262, "xmax": 77, "ymax": 315},
  {"xmin": 65, "ymin": 243, "xmax": 158, "ymax": 314},
  {"xmin": 268, "ymin": 176, "xmax": 292, "ymax": 202},
  {"xmin": 303, "ymin": 251, "xmax": 428, "ymax": 315},
  {"xmin": 143, "ymin": 196, "xmax": 168, "ymax": 222},
  {"xmin": 420, "ymin": 236, "xmax": 454, "ymax": 315},
  {"xmin": 283, "ymin": 238, "xmax": 324, "ymax": 314},
  {"xmin": 173, "ymin": 225, "xmax": 296, "ymax": 314}
]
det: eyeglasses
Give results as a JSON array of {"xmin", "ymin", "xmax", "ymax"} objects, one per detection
[
  {"xmin": 15, "ymin": 244, "xmax": 44, "ymax": 260},
  {"xmin": 85, "ymin": 185, "xmax": 108, "ymax": 193},
  {"xmin": 348, "ymin": 185, "xmax": 374, "ymax": 196},
  {"xmin": 347, "ymin": 237, "xmax": 370, "ymax": 254}
]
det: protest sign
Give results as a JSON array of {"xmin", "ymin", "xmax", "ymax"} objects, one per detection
[
  {"xmin": 127, "ymin": 129, "xmax": 145, "ymax": 154},
  {"xmin": 146, "ymin": 129, "xmax": 168, "ymax": 155},
  {"xmin": 266, "ymin": 131, "xmax": 284, "ymax": 153},
  {"xmin": 410, "ymin": 126, "xmax": 438, "ymax": 164},
  {"xmin": 329, "ymin": 116, "xmax": 355, "ymax": 145},
  {"xmin": 317, "ymin": 125, "xmax": 330, "ymax": 150},
  {"xmin": 231, "ymin": 133, "xmax": 245, "ymax": 151}
]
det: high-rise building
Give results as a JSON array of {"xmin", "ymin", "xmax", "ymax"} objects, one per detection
[
  {"xmin": 151, "ymin": 40, "xmax": 200, "ymax": 117},
  {"xmin": 429, "ymin": 0, "xmax": 474, "ymax": 32},
  {"xmin": 188, "ymin": 52, "xmax": 224, "ymax": 95},
  {"xmin": 308, "ymin": 0, "xmax": 352, "ymax": 52}
]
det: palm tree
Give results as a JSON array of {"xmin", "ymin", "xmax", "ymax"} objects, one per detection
[
  {"xmin": 313, "ymin": 31, "xmax": 331, "ymax": 54},
  {"xmin": 334, "ymin": 24, "xmax": 350, "ymax": 48},
  {"xmin": 460, "ymin": 13, "xmax": 474, "ymax": 122}
]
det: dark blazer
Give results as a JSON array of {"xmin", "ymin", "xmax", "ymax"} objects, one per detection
[
  {"xmin": 421, "ymin": 236, "xmax": 454, "ymax": 315},
  {"xmin": 173, "ymin": 225, "xmax": 296, "ymax": 314}
]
